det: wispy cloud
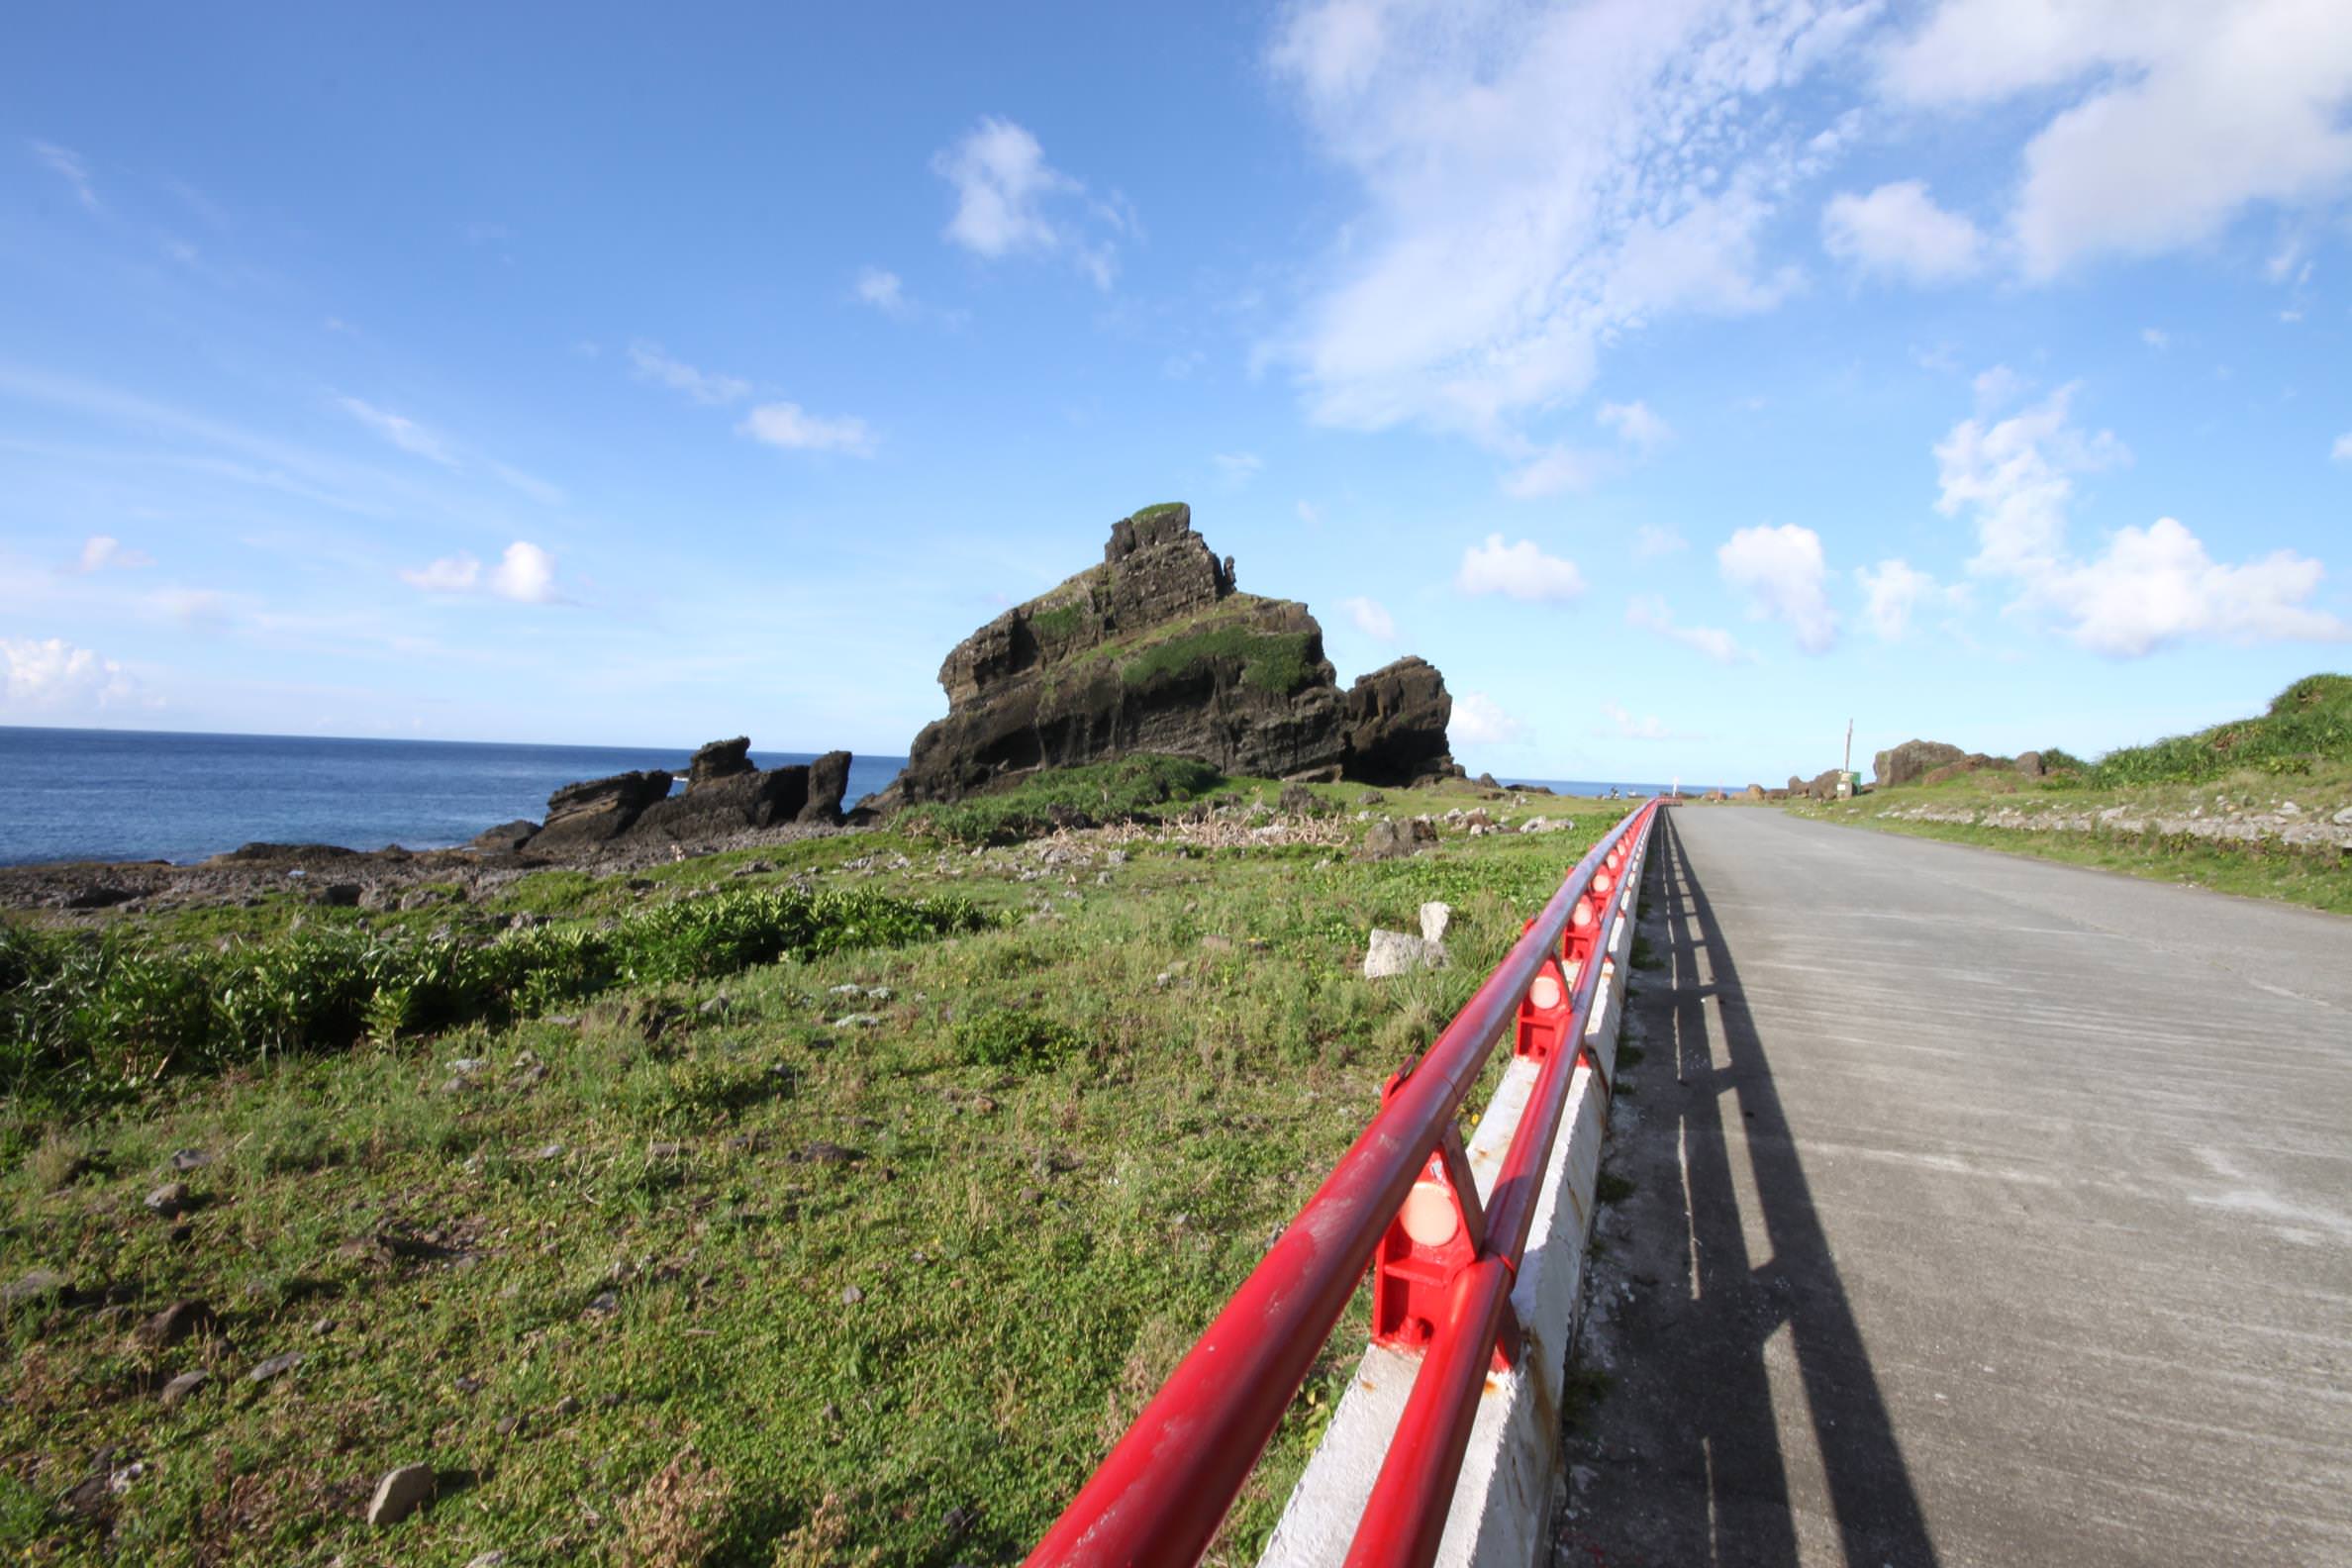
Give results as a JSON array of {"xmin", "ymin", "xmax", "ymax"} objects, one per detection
[
  {"xmin": 74, "ymin": 535, "xmax": 155, "ymax": 574},
  {"xmin": 1719, "ymin": 523, "xmax": 1837, "ymax": 653},
  {"xmin": 1213, "ymin": 451, "xmax": 1264, "ymax": 486},
  {"xmin": 400, "ymin": 540, "xmax": 567, "ymax": 605},
  {"xmin": 1452, "ymin": 691, "xmax": 1527, "ymax": 745},
  {"xmin": 1599, "ymin": 700, "xmax": 1689, "ymax": 740},
  {"xmin": 1341, "ymin": 595, "xmax": 1396, "ymax": 641},
  {"xmin": 1934, "ymin": 387, "xmax": 2346, "ymax": 654},
  {"xmin": 629, "ymin": 342, "xmax": 752, "ymax": 406},
  {"xmin": 1632, "ymin": 524, "xmax": 1686, "ymax": 559},
  {"xmin": 1624, "ymin": 595, "xmax": 1755, "ymax": 665},
  {"xmin": 1597, "ymin": 399, "xmax": 1672, "ymax": 452},
  {"xmin": 335, "ymin": 396, "xmax": 457, "ymax": 465},
  {"xmin": 853, "ymin": 267, "xmax": 912, "ymax": 317},
  {"xmin": 933, "ymin": 117, "xmax": 1126, "ymax": 288},
  {"xmin": 30, "ymin": 140, "xmax": 99, "ymax": 212},
  {"xmin": 738, "ymin": 402, "xmax": 878, "ymax": 457}
]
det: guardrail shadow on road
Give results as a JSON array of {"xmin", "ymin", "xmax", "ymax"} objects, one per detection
[{"xmin": 1569, "ymin": 809, "xmax": 1939, "ymax": 1568}]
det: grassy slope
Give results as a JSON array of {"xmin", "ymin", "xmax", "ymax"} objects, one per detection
[
  {"xmin": 1795, "ymin": 674, "xmax": 2352, "ymax": 915},
  {"xmin": 1, "ymin": 780, "xmax": 1634, "ymax": 1567}
]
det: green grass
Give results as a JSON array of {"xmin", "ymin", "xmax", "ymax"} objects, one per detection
[
  {"xmin": 1119, "ymin": 626, "xmax": 1314, "ymax": 696},
  {"xmin": 2073, "ymin": 673, "xmax": 2351, "ymax": 787},
  {"xmin": 898, "ymin": 754, "xmax": 1225, "ymax": 846},
  {"xmin": 1028, "ymin": 604, "xmax": 1088, "ymax": 643},
  {"xmin": 0, "ymin": 784, "xmax": 1643, "ymax": 1566},
  {"xmin": 1, "ymin": 886, "xmax": 995, "ymax": 1111}
]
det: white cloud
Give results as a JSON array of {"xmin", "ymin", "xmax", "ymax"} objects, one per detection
[
  {"xmin": 486, "ymin": 540, "xmax": 560, "ymax": 604},
  {"xmin": 1600, "ymin": 700, "xmax": 1673, "ymax": 740},
  {"xmin": 1879, "ymin": 1, "xmax": 2352, "ymax": 280},
  {"xmin": 2042, "ymin": 520, "xmax": 2347, "ymax": 654},
  {"xmin": 1597, "ymin": 400, "xmax": 1671, "ymax": 452},
  {"xmin": 1213, "ymin": 451, "xmax": 1265, "ymax": 485},
  {"xmin": 2, "ymin": 636, "xmax": 139, "ymax": 711},
  {"xmin": 738, "ymin": 402, "xmax": 878, "ymax": 457},
  {"xmin": 1821, "ymin": 180, "xmax": 1987, "ymax": 284},
  {"xmin": 1971, "ymin": 363, "xmax": 2028, "ymax": 410},
  {"xmin": 1296, "ymin": 500, "xmax": 1323, "ymax": 526},
  {"xmin": 1717, "ymin": 524, "xmax": 1837, "ymax": 652},
  {"xmin": 2332, "ymin": 431, "xmax": 2352, "ymax": 463},
  {"xmin": 1265, "ymin": 0, "xmax": 1850, "ymax": 444},
  {"xmin": 30, "ymin": 140, "xmax": 98, "ymax": 211},
  {"xmin": 401, "ymin": 553, "xmax": 482, "ymax": 593},
  {"xmin": 335, "ymin": 396, "xmax": 456, "ymax": 465},
  {"xmin": 1855, "ymin": 557, "xmax": 1951, "ymax": 641},
  {"xmin": 629, "ymin": 342, "xmax": 751, "ymax": 406},
  {"xmin": 1456, "ymin": 534, "xmax": 1585, "ymax": 604},
  {"xmin": 1935, "ymin": 385, "xmax": 2126, "ymax": 577},
  {"xmin": 1632, "ymin": 524, "xmax": 1686, "ymax": 559},
  {"xmin": 932, "ymin": 117, "xmax": 1122, "ymax": 287},
  {"xmin": 74, "ymin": 535, "xmax": 154, "ymax": 573},
  {"xmin": 1341, "ymin": 595, "xmax": 1396, "ymax": 641},
  {"xmin": 401, "ymin": 540, "xmax": 565, "ymax": 604},
  {"xmin": 1932, "ymin": 390, "xmax": 2347, "ymax": 653},
  {"xmin": 854, "ymin": 267, "xmax": 910, "ymax": 317},
  {"xmin": 1624, "ymin": 595, "xmax": 1754, "ymax": 665},
  {"xmin": 2141, "ymin": 327, "xmax": 2170, "ymax": 350},
  {"xmin": 1452, "ymin": 691, "xmax": 1526, "ymax": 745},
  {"xmin": 486, "ymin": 461, "xmax": 564, "ymax": 507},
  {"xmin": 1501, "ymin": 445, "xmax": 1599, "ymax": 499}
]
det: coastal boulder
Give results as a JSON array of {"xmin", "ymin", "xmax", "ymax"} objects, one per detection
[
  {"xmin": 530, "ymin": 770, "xmax": 673, "ymax": 853},
  {"xmin": 687, "ymin": 736, "xmax": 753, "ymax": 789},
  {"xmin": 800, "ymin": 750, "xmax": 851, "ymax": 825},
  {"xmin": 630, "ymin": 765, "xmax": 809, "ymax": 842},
  {"xmin": 468, "ymin": 820, "xmax": 540, "ymax": 854},
  {"xmin": 1873, "ymin": 739, "xmax": 1967, "ymax": 789},
  {"xmin": 885, "ymin": 503, "xmax": 1460, "ymax": 805}
]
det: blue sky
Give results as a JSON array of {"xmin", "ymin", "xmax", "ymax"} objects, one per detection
[{"xmin": 4, "ymin": 1, "xmax": 2348, "ymax": 784}]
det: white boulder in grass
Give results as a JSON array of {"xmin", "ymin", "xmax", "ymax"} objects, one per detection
[{"xmin": 1365, "ymin": 909, "xmax": 1452, "ymax": 980}]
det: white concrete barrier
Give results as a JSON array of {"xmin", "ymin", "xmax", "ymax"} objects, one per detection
[{"xmin": 1259, "ymin": 833, "xmax": 1647, "ymax": 1568}]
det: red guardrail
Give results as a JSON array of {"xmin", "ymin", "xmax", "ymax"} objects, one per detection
[{"xmin": 1025, "ymin": 798, "xmax": 1662, "ymax": 1568}]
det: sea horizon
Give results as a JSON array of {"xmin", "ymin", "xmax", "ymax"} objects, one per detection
[{"xmin": 0, "ymin": 723, "xmax": 1713, "ymax": 868}]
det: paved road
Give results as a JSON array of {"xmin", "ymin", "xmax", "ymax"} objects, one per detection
[{"xmin": 1562, "ymin": 807, "xmax": 2352, "ymax": 1568}]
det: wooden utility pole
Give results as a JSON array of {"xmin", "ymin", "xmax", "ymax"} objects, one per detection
[{"xmin": 1843, "ymin": 718, "xmax": 1853, "ymax": 777}]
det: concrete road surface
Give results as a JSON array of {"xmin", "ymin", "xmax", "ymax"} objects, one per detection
[{"xmin": 1562, "ymin": 806, "xmax": 2352, "ymax": 1568}]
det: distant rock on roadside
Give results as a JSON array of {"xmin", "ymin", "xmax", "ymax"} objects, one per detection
[{"xmin": 1873, "ymin": 739, "xmax": 1967, "ymax": 789}]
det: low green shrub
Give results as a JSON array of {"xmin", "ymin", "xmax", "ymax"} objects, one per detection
[
  {"xmin": 2079, "ymin": 672, "xmax": 2350, "ymax": 786},
  {"xmin": 952, "ymin": 1006, "xmax": 1085, "ymax": 1070},
  {"xmin": 0, "ymin": 886, "xmax": 994, "ymax": 1102},
  {"xmin": 902, "ymin": 754, "xmax": 1225, "ymax": 845}
]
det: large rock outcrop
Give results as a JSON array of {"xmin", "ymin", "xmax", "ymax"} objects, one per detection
[{"xmin": 884, "ymin": 504, "xmax": 1463, "ymax": 804}]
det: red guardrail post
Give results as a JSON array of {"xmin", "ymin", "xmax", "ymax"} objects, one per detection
[{"xmin": 1023, "ymin": 801, "xmax": 1659, "ymax": 1568}]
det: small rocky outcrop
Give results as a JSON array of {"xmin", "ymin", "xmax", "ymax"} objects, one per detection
[
  {"xmin": 529, "ymin": 770, "xmax": 675, "ymax": 854},
  {"xmin": 1874, "ymin": 739, "xmax": 1967, "ymax": 788},
  {"xmin": 528, "ymin": 743, "xmax": 854, "ymax": 856},
  {"xmin": 883, "ymin": 503, "xmax": 1463, "ymax": 805},
  {"xmin": 687, "ymin": 736, "xmax": 753, "ymax": 788}
]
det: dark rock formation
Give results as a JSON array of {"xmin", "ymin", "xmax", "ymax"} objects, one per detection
[
  {"xmin": 632, "ymin": 766, "xmax": 809, "ymax": 841},
  {"xmin": 531, "ymin": 770, "xmax": 673, "ymax": 854},
  {"xmin": 802, "ymin": 750, "xmax": 850, "ymax": 824},
  {"xmin": 528, "ymin": 742, "xmax": 854, "ymax": 855},
  {"xmin": 688, "ymin": 736, "xmax": 753, "ymax": 788},
  {"xmin": 1921, "ymin": 753, "xmax": 2011, "ymax": 786},
  {"xmin": 2014, "ymin": 749, "xmax": 2045, "ymax": 778},
  {"xmin": 885, "ymin": 503, "xmax": 1462, "ymax": 804},
  {"xmin": 1874, "ymin": 739, "xmax": 1967, "ymax": 788},
  {"xmin": 469, "ymin": 820, "xmax": 540, "ymax": 854}
]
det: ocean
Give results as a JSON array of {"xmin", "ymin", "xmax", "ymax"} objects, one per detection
[{"xmin": 0, "ymin": 727, "xmax": 908, "ymax": 867}]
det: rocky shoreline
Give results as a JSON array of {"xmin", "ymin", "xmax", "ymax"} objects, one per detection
[{"xmin": 0, "ymin": 734, "xmax": 862, "ymax": 919}]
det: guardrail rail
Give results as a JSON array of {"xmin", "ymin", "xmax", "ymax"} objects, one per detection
[{"xmin": 1025, "ymin": 798, "xmax": 1662, "ymax": 1568}]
